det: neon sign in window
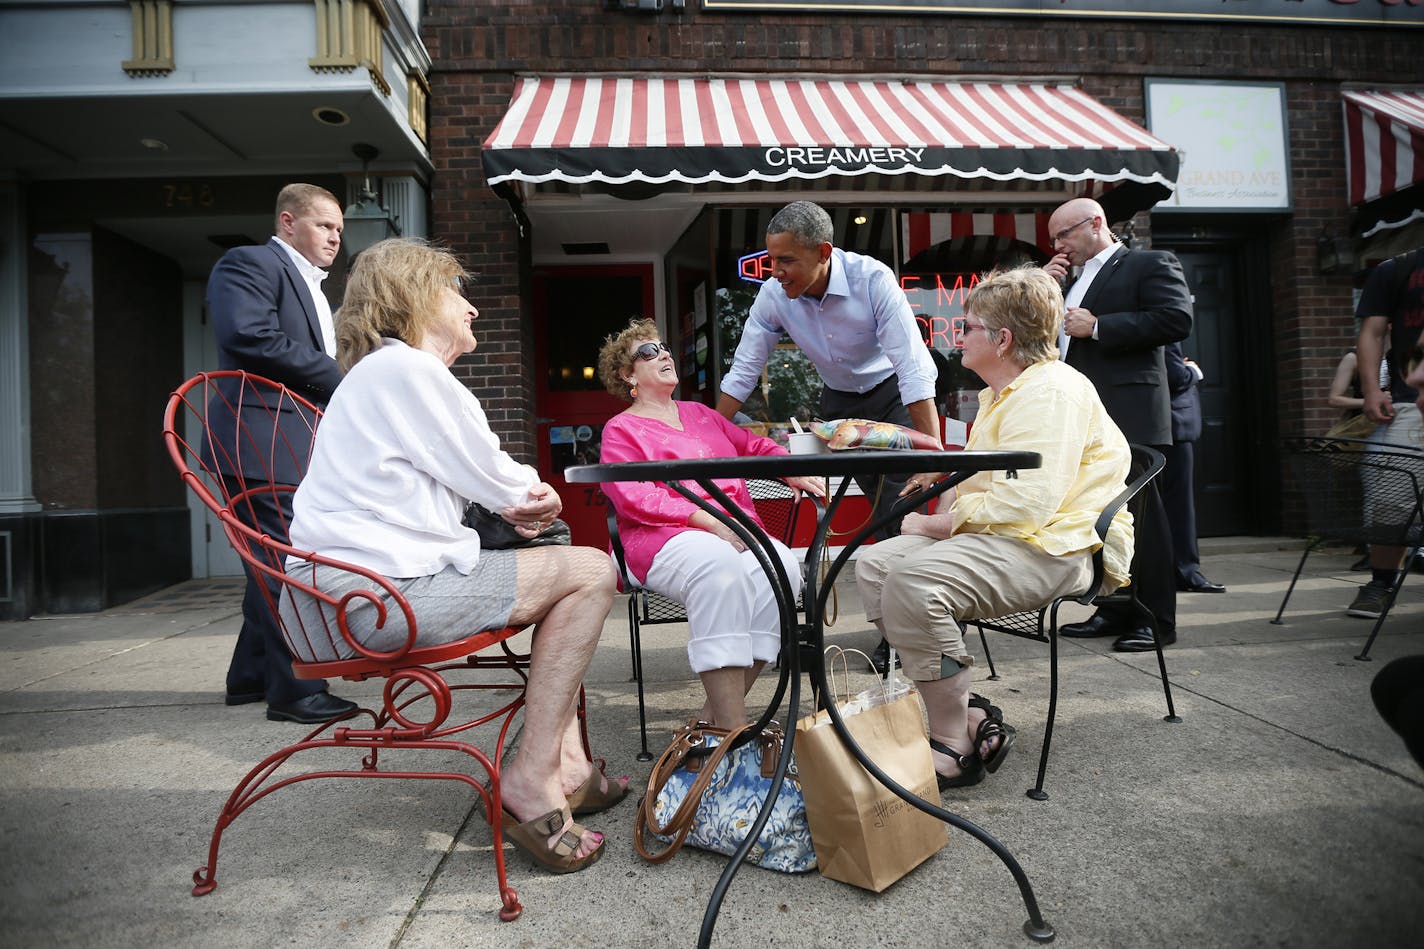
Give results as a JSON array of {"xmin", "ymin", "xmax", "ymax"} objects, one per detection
[
  {"xmin": 901, "ymin": 272, "xmax": 980, "ymax": 350},
  {"xmin": 738, "ymin": 250, "xmax": 772, "ymax": 284}
]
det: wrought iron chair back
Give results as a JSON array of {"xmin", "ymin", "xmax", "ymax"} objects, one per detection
[
  {"xmin": 1270, "ymin": 435, "xmax": 1424, "ymax": 660},
  {"xmin": 967, "ymin": 444, "xmax": 1180, "ymax": 800},
  {"xmin": 165, "ymin": 369, "xmax": 573, "ymax": 922}
]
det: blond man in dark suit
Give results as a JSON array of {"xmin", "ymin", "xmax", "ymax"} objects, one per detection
[{"xmin": 205, "ymin": 183, "xmax": 355, "ymax": 723}]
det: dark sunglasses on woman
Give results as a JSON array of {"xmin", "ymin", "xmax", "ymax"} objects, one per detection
[{"xmin": 634, "ymin": 341, "xmax": 670, "ymax": 361}]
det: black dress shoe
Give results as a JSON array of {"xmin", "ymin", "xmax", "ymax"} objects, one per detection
[
  {"xmin": 1059, "ymin": 615, "xmax": 1119, "ymax": 638},
  {"xmin": 266, "ymin": 691, "xmax": 358, "ymax": 724},
  {"xmin": 1112, "ymin": 627, "xmax": 1177, "ymax": 653},
  {"xmin": 1179, "ymin": 576, "xmax": 1227, "ymax": 594},
  {"xmin": 870, "ymin": 638, "xmax": 901, "ymax": 677},
  {"xmin": 224, "ymin": 684, "xmax": 265, "ymax": 706}
]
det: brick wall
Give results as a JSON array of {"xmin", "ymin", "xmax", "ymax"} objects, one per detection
[{"xmin": 425, "ymin": 2, "xmax": 1422, "ymax": 463}]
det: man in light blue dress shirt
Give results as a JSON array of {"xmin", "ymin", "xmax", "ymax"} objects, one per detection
[{"xmin": 716, "ymin": 201, "xmax": 940, "ymax": 673}]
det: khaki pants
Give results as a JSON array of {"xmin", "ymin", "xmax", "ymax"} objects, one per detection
[{"xmin": 854, "ymin": 533, "xmax": 1093, "ymax": 682}]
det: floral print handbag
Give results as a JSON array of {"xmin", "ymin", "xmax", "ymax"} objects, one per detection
[{"xmin": 633, "ymin": 719, "xmax": 816, "ymax": 873}]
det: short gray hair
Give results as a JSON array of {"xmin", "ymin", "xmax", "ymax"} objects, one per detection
[{"xmin": 767, "ymin": 201, "xmax": 833, "ymax": 249}]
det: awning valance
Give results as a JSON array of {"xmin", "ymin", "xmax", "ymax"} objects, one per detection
[
  {"xmin": 1344, "ymin": 90, "xmax": 1424, "ymax": 236},
  {"xmin": 483, "ymin": 76, "xmax": 1179, "ymax": 201},
  {"xmin": 900, "ymin": 211, "xmax": 1050, "ymax": 264}
]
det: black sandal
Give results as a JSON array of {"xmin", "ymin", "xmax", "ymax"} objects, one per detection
[
  {"xmin": 974, "ymin": 716, "xmax": 1016, "ymax": 774},
  {"xmin": 928, "ymin": 737, "xmax": 986, "ymax": 789}
]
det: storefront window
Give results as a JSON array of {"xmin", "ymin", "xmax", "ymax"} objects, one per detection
[
  {"xmin": 717, "ymin": 283, "xmax": 822, "ymax": 426},
  {"xmin": 900, "ymin": 231, "xmax": 1046, "ymax": 419}
]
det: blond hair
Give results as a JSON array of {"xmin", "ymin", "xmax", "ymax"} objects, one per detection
[
  {"xmin": 334, "ymin": 238, "xmax": 468, "ymax": 373},
  {"xmin": 274, "ymin": 183, "xmax": 340, "ymax": 232},
  {"xmin": 962, "ymin": 266, "xmax": 1063, "ymax": 367},
  {"xmin": 596, "ymin": 318, "xmax": 661, "ymax": 402}
]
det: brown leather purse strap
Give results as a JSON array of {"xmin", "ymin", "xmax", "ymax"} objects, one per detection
[{"xmin": 633, "ymin": 721, "xmax": 751, "ymax": 865}]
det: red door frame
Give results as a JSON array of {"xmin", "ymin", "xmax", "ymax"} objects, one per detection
[{"xmin": 532, "ymin": 263, "xmax": 657, "ymax": 548}]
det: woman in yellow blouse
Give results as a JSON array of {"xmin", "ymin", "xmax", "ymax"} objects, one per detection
[{"xmin": 856, "ymin": 266, "xmax": 1132, "ymax": 789}]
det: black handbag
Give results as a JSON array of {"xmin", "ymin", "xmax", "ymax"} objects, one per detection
[{"xmin": 463, "ymin": 501, "xmax": 572, "ymax": 549}]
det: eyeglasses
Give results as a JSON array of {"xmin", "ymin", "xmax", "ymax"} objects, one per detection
[
  {"xmin": 961, "ymin": 322, "xmax": 998, "ymax": 336},
  {"xmin": 1051, "ymin": 217, "xmax": 1095, "ymax": 244},
  {"xmin": 633, "ymin": 341, "xmax": 670, "ymax": 362}
]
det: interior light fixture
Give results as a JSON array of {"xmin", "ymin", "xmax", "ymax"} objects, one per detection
[{"xmin": 139, "ymin": 137, "xmax": 169, "ymax": 152}]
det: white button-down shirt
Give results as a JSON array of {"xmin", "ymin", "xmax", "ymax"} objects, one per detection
[
  {"xmin": 271, "ymin": 237, "xmax": 337, "ymax": 356},
  {"xmin": 1059, "ymin": 241, "xmax": 1122, "ymax": 358},
  {"xmin": 721, "ymin": 247, "xmax": 936, "ymax": 407}
]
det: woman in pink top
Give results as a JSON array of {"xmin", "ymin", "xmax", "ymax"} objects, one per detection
[{"xmin": 597, "ymin": 320, "xmax": 825, "ymax": 728}]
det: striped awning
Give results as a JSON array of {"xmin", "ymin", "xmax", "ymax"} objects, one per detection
[
  {"xmin": 1344, "ymin": 90, "xmax": 1424, "ymax": 236},
  {"xmin": 483, "ymin": 76, "xmax": 1180, "ymax": 198},
  {"xmin": 900, "ymin": 211, "xmax": 1050, "ymax": 263}
]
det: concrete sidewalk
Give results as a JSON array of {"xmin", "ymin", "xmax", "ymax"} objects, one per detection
[{"xmin": 0, "ymin": 539, "xmax": 1421, "ymax": 947}]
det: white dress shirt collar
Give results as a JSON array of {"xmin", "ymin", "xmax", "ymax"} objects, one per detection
[{"xmin": 270, "ymin": 237, "xmax": 337, "ymax": 356}]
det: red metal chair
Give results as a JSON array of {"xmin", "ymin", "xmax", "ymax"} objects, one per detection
[{"xmin": 165, "ymin": 370, "xmax": 585, "ymax": 922}]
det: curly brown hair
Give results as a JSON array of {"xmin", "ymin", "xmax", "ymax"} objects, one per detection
[{"xmin": 597, "ymin": 318, "xmax": 661, "ymax": 403}]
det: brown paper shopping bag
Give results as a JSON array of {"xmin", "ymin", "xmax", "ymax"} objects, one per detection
[{"xmin": 794, "ymin": 678, "xmax": 947, "ymax": 892}]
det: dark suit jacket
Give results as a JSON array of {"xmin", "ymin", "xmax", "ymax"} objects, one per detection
[
  {"xmin": 1165, "ymin": 342, "xmax": 1202, "ymax": 444},
  {"xmin": 1065, "ymin": 246, "xmax": 1193, "ymax": 446},
  {"xmin": 204, "ymin": 240, "xmax": 343, "ymax": 485}
]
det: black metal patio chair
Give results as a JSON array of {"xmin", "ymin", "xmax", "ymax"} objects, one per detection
[
  {"xmin": 1271, "ymin": 435, "xmax": 1423, "ymax": 660},
  {"xmin": 967, "ymin": 444, "xmax": 1181, "ymax": 800}
]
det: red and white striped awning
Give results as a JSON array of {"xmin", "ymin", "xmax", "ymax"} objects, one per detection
[
  {"xmin": 484, "ymin": 76, "xmax": 1179, "ymax": 200},
  {"xmin": 900, "ymin": 211, "xmax": 1050, "ymax": 263},
  {"xmin": 1344, "ymin": 90, "xmax": 1424, "ymax": 235}
]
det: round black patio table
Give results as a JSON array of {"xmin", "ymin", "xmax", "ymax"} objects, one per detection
[{"xmin": 565, "ymin": 449, "xmax": 1055, "ymax": 945}]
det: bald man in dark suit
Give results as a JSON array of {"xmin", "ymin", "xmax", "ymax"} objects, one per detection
[{"xmin": 1044, "ymin": 198, "xmax": 1192, "ymax": 652}]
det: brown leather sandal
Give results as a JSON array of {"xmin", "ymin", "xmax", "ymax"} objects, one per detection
[
  {"xmin": 499, "ymin": 804, "xmax": 604, "ymax": 874},
  {"xmin": 566, "ymin": 759, "xmax": 630, "ymax": 816}
]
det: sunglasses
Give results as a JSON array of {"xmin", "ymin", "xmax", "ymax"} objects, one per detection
[
  {"xmin": 633, "ymin": 341, "xmax": 670, "ymax": 362},
  {"xmin": 961, "ymin": 322, "xmax": 998, "ymax": 335}
]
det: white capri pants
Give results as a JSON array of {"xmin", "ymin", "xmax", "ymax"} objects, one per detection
[{"xmin": 644, "ymin": 529, "xmax": 804, "ymax": 674}]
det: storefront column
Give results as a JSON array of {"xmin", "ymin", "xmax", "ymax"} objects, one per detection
[
  {"xmin": 382, "ymin": 176, "xmax": 428, "ymax": 239},
  {"xmin": 0, "ymin": 178, "xmax": 37, "ymax": 516}
]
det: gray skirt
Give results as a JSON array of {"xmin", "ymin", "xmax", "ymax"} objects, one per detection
[{"xmin": 279, "ymin": 552, "xmax": 519, "ymax": 662}]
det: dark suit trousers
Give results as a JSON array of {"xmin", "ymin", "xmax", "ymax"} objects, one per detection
[
  {"xmin": 1097, "ymin": 471, "xmax": 1177, "ymax": 635},
  {"xmin": 819, "ymin": 375, "xmax": 914, "ymax": 540},
  {"xmin": 222, "ymin": 477, "xmax": 326, "ymax": 704},
  {"xmin": 1161, "ymin": 439, "xmax": 1201, "ymax": 583}
]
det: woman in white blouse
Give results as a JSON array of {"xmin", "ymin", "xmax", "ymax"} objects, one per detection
[{"xmin": 280, "ymin": 238, "xmax": 621, "ymax": 875}]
